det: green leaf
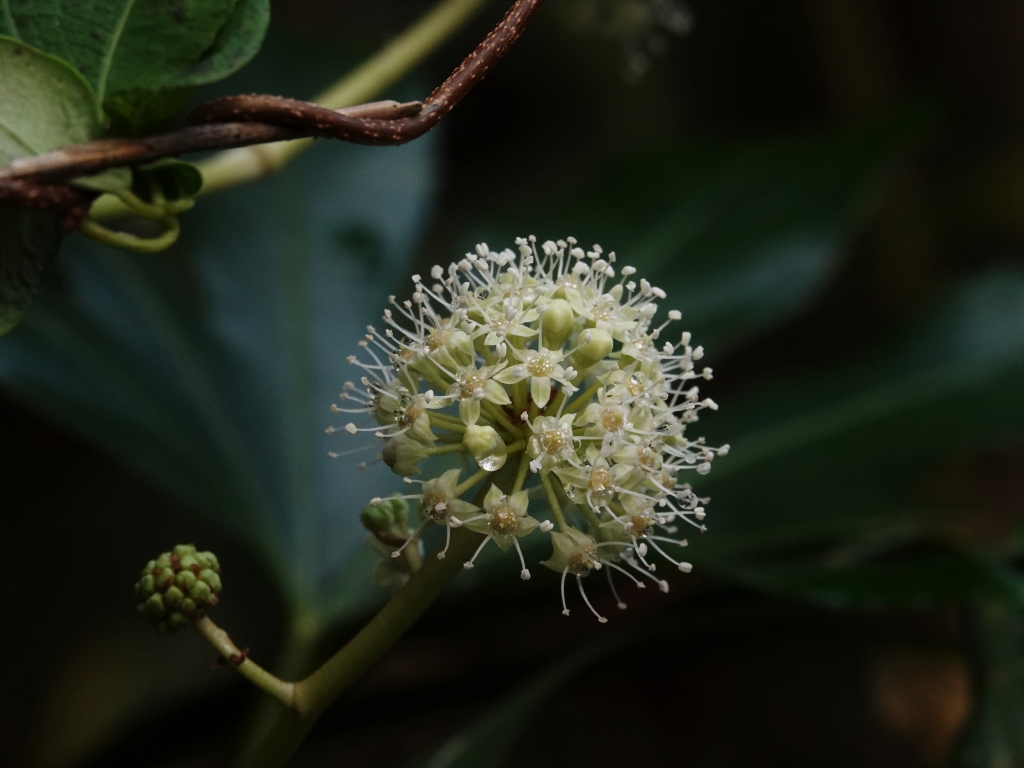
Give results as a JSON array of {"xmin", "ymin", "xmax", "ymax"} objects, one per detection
[
  {"xmin": 177, "ymin": 0, "xmax": 270, "ymax": 88},
  {"xmin": 5, "ymin": 0, "xmax": 270, "ymax": 128},
  {"xmin": 0, "ymin": 4, "xmax": 16, "ymax": 38},
  {"xmin": 955, "ymin": 603, "xmax": 1024, "ymax": 768},
  {"xmin": 721, "ymin": 547, "xmax": 1024, "ymax": 610},
  {"xmin": 71, "ymin": 168, "xmax": 134, "ymax": 195},
  {"xmin": 415, "ymin": 637, "xmax": 624, "ymax": 768},
  {"xmin": 690, "ymin": 269, "xmax": 1024, "ymax": 606},
  {"xmin": 0, "ymin": 208, "xmax": 62, "ymax": 336},
  {"xmin": 0, "ymin": 36, "xmax": 103, "ymax": 336},
  {"xmin": 462, "ymin": 106, "xmax": 932, "ymax": 352},
  {"xmin": 135, "ymin": 159, "xmax": 203, "ymax": 200},
  {"xmin": 72, "ymin": 162, "xmax": 202, "ymax": 205},
  {"xmin": 0, "ymin": 36, "xmax": 103, "ymax": 165},
  {"xmin": 102, "ymin": 86, "xmax": 195, "ymax": 134}
]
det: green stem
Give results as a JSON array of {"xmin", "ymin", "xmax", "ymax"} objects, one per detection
[
  {"xmin": 455, "ymin": 466, "xmax": 490, "ymax": 497},
  {"xmin": 78, "ymin": 215, "xmax": 182, "ymax": 253},
  {"xmin": 481, "ymin": 400, "xmax": 523, "ymax": 438},
  {"xmin": 563, "ymin": 379, "xmax": 602, "ymax": 415},
  {"xmin": 90, "ymin": 0, "xmax": 490, "ymax": 220},
  {"xmin": 511, "ymin": 450, "xmax": 531, "ymax": 493},
  {"xmin": 511, "ymin": 379, "xmax": 527, "ymax": 414},
  {"xmin": 239, "ymin": 526, "xmax": 486, "ymax": 767},
  {"xmin": 194, "ymin": 617, "xmax": 295, "ymax": 707},
  {"xmin": 293, "ymin": 531, "xmax": 484, "ymax": 719},
  {"xmin": 429, "ymin": 412, "xmax": 467, "ymax": 432},
  {"xmin": 578, "ymin": 502, "xmax": 604, "ymax": 537},
  {"xmin": 540, "ymin": 471, "xmax": 569, "ymax": 531},
  {"xmin": 425, "ymin": 442, "xmax": 465, "ymax": 456}
]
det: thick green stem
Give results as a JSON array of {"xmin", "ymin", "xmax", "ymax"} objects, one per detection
[
  {"xmin": 293, "ymin": 527, "xmax": 482, "ymax": 715},
  {"xmin": 237, "ymin": 528, "xmax": 484, "ymax": 766},
  {"xmin": 236, "ymin": 468, "xmax": 504, "ymax": 768}
]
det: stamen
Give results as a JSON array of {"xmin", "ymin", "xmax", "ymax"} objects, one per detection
[
  {"xmin": 577, "ymin": 574, "xmax": 608, "ymax": 623},
  {"xmin": 463, "ymin": 535, "xmax": 492, "ymax": 569}
]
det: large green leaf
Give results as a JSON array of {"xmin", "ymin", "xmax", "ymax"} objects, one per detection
[
  {"xmin": 0, "ymin": 36, "xmax": 103, "ymax": 336},
  {"xmin": 955, "ymin": 603, "xmax": 1024, "ymax": 768},
  {"xmin": 0, "ymin": 31, "xmax": 437, "ymax": 621},
  {"xmin": 3, "ymin": 0, "xmax": 269, "ymax": 128},
  {"xmin": 688, "ymin": 269, "xmax": 1024, "ymax": 606},
  {"xmin": 461, "ymin": 107, "xmax": 931, "ymax": 352},
  {"xmin": 414, "ymin": 636, "xmax": 625, "ymax": 768}
]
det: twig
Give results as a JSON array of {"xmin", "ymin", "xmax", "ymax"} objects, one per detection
[
  {"xmin": 193, "ymin": 616, "xmax": 297, "ymax": 709},
  {"xmin": 0, "ymin": 0, "xmax": 544, "ymax": 212},
  {"xmin": 0, "ymin": 100, "xmax": 421, "ymax": 182},
  {"xmin": 0, "ymin": 179, "xmax": 95, "ymax": 231}
]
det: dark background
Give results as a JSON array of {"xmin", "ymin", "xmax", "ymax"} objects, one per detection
[{"xmin": 1, "ymin": 1, "xmax": 1021, "ymax": 766}]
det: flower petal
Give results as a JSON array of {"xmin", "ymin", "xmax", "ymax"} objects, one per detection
[
  {"xmin": 531, "ymin": 376, "xmax": 552, "ymax": 408},
  {"xmin": 484, "ymin": 379, "xmax": 512, "ymax": 405},
  {"xmin": 460, "ymin": 397, "xmax": 481, "ymax": 426}
]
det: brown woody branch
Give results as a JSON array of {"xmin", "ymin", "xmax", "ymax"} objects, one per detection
[{"xmin": 0, "ymin": 0, "xmax": 543, "ymax": 212}]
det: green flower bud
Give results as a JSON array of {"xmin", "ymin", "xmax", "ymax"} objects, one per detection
[
  {"xmin": 361, "ymin": 496, "xmax": 409, "ymax": 540},
  {"xmin": 462, "ymin": 424, "xmax": 507, "ymax": 471},
  {"xmin": 135, "ymin": 544, "xmax": 222, "ymax": 634},
  {"xmin": 569, "ymin": 328, "xmax": 613, "ymax": 372},
  {"xmin": 541, "ymin": 299, "xmax": 575, "ymax": 349},
  {"xmin": 382, "ymin": 433, "xmax": 428, "ymax": 476}
]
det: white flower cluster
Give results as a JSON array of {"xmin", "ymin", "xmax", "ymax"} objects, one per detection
[{"xmin": 331, "ymin": 236, "xmax": 728, "ymax": 622}]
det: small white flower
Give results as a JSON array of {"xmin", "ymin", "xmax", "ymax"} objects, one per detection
[{"xmin": 446, "ymin": 363, "xmax": 512, "ymax": 426}]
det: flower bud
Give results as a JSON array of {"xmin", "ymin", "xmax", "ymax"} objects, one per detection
[
  {"xmin": 569, "ymin": 328, "xmax": 613, "ymax": 372},
  {"xmin": 360, "ymin": 496, "xmax": 409, "ymax": 538},
  {"xmin": 540, "ymin": 299, "xmax": 575, "ymax": 348},
  {"xmin": 382, "ymin": 433, "xmax": 428, "ymax": 476},
  {"xmin": 135, "ymin": 544, "xmax": 222, "ymax": 634},
  {"xmin": 462, "ymin": 424, "xmax": 507, "ymax": 471}
]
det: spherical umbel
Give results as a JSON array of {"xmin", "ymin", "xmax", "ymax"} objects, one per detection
[
  {"xmin": 135, "ymin": 544, "xmax": 222, "ymax": 634},
  {"xmin": 331, "ymin": 235, "xmax": 729, "ymax": 622}
]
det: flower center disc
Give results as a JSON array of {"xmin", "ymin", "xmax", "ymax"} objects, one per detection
[
  {"xmin": 589, "ymin": 466, "xmax": 613, "ymax": 491},
  {"xmin": 489, "ymin": 504, "xmax": 520, "ymax": 535},
  {"xmin": 398, "ymin": 404, "xmax": 420, "ymax": 427},
  {"xmin": 568, "ymin": 548, "xmax": 596, "ymax": 575},
  {"xmin": 426, "ymin": 328, "xmax": 450, "ymax": 351},
  {"xmin": 460, "ymin": 373, "xmax": 485, "ymax": 399},
  {"xmin": 526, "ymin": 355, "xmax": 555, "ymax": 377},
  {"xmin": 542, "ymin": 429, "xmax": 567, "ymax": 453},
  {"xmin": 423, "ymin": 490, "xmax": 446, "ymax": 520},
  {"xmin": 601, "ymin": 408, "xmax": 624, "ymax": 431}
]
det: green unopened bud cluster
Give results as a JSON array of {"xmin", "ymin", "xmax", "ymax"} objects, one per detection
[
  {"xmin": 135, "ymin": 544, "xmax": 222, "ymax": 634},
  {"xmin": 360, "ymin": 496, "xmax": 410, "ymax": 543}
]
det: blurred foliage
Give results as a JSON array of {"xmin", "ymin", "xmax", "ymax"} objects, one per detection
[
  {"xmin": 0, "ymin": 0, "xmax": 268, "ymax": 336},
  {"xmin": 0, "ymin": 37, "xmax": 438, "ymax": 626},
  {"xmin": 0, "ymin": 0, "xmax": 269, "ymax": 129},
  {"xmin": 0, "ymin": 37, "xmax": 103, "ymax": 335},
  {"xmin": 0, "ymin": 1, "xmax": 1022, "ymax": 766}
]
